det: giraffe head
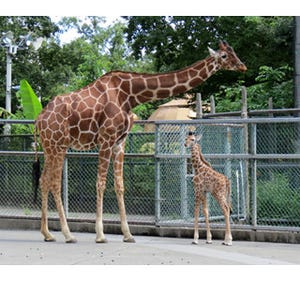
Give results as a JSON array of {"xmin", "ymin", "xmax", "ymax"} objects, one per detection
[
  {"xmin": 185, "ymin": 131, "xmax": 200, "ymax": 148},
  {"xmin": 208, "ymin": 41, "xmax": 247, "ymax": 72}
]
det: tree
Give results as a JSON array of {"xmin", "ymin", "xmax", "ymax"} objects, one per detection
[
  {"xmin": 214, "ymin": 65, "xmax": 294, "ymax": 112},
  {"xmin": 125, "ymin": 16, "xmax": 294, "ymax": 112},
  {"xmin": 1, "ymin": 16, "xmax": 294, "ymax": 121},
  {"xmin": 1, "ymin": 16, "xmax": 155, "ymax": 116},
  {"xmin": 0, "ymin": 16, "xmax": 58, "ymax": 113}
]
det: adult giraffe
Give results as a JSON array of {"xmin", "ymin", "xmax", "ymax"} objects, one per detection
[{"xmin": 34, "ymin": 41, "xmax": 246, "ymax": 243}]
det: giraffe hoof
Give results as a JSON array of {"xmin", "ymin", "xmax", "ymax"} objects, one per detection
[
  {"xmin": 222, "ymin": 241, "xmax": 232, "ymax": 246},
  {"xmin": 96, "ymin": 238, "xmax": 108, "ymax": 243},
  {"xmin": 44, "ymin": 237, "xmax": 56, "ymax": 242},
  {"xmin": 66, "ymin": 237, "xmax": 77, "ymax": 243},
  {"xmin": 123, "ymin": 236, "xmax": 136, "ymax": 243},
  {"xmin": 206, "ymin": 240, "xmax": 213, "ymax": 244},
  {"xmin": 192, "ymin": 240, "xmax": 198, "ymax": 245}
]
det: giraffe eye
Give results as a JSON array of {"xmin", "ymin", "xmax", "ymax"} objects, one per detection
[{"xmin": 221, "ymin": 54, "xmax": 227, "ymax": 59}]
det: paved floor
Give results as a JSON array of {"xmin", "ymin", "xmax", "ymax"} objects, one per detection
[{"xmin": 1, "ymin": 229, "xmax": 300, "ymax": 265}]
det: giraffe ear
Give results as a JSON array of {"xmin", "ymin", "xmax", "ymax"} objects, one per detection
[
  {"xmin": 208, "ymin": 47, "xmax": 217, "ymax": 58},
  {"xmin": 219, "ymin": 40, "xmax": 229, "ymax": 50},
  {"xmin": 196, "ymin": 134, "xmax": 202, "ymax": 142}
]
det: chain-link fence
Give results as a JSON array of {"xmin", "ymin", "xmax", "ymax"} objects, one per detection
[{"xmin": 0, "ymin": 118, "xmax": 300, "ymax": 232}]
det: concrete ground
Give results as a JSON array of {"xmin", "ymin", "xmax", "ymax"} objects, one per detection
[{"xmin": 0, "ymin": 229, "xmax": 300, "ymax": 265}]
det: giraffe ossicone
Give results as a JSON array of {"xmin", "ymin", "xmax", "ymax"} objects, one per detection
[
  {"xmin": 185, "ymin": 133, "xmax": 233, "ymax": 246},
  {"xmin": 34, "ymin": 41, "xmax": 246, "ymax": 243}
]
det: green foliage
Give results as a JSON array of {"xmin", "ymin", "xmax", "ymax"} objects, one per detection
[
  {"xmin": 6, "ymin": 80, "xmax": 43, "ymax": 135},
  {"xmin": 132, "ymin": 103, "xmax": 157, "ymax": 120},
  {"xmin": 139, "ymin": 142, "xmax": 155, "ymax": 154},
  {"xmin": 214, "ymin": 81, "xmax": 245, "ymax": 112},
  {"xmin": 214, "ymin": 65, "xmax": 293, "ymax": 112},
  {"xmin": 0, "ymin": 107, "xmax": 15, "ymax": 119},
  {"xmin": 18, "ymin": 79, "xmax": 42, "ymax": 119}
]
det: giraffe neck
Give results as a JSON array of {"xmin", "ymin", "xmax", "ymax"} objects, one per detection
[
  {"xmin": 191, "ymin": 144, "xmax": 206, "ymax": 170},
  {"xmin": 103, "ymin": 55, "xmax": 219, "ymax": 109}
]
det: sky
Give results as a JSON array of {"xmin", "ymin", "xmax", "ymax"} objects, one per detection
[
  {"xmin": 2, "ymin": 0, "xmax": 300, "ymax": 16},
  {"xmin": 50, "ymin": 16, "xmax": 124, "ymax": 44}
]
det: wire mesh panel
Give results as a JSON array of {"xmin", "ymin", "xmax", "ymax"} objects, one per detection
[
  {"xmin": 250, "ymin": 121, "xmax": 300, "ymax": 228},
  {"xmin": 256, "ymin": 122, "xmax": 300, "ymax": 154},
  {"xmin": 66, "ymin": 156, "xmax": 155, "ymax": 223},
  {"xmin": 256, "ymin": 159, "xmax": 300, "ymax": 227},
  {"xmin": 0, "ymin": 155, "xmax": 47, "ymax": 218}
]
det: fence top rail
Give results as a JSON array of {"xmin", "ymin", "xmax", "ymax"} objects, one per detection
[
  {"xmin": 154, "ymin": 117, "xmax": 300, "ymax": 125},
  {"xmin": 1, "ymin": 151, "xmax": 300, "ymax": 159},
  {"xmin": 156, "ymin": 153, "xmax": 300, "ymax": 159},
  {"xmin": 0, "ymin": 119, "xmax": 34, "ymax": 125},
  {"xmin": 202, "ymin": 107, "xmax": 300, "ymax": 118},
  {"xmin": 1, "ymin": 117, "xmax": 300, "ymax": 126}
]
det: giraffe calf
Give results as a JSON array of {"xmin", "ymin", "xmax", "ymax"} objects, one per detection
[{"xmin": 185, "ymin": 132, "xmax": 232, "ymax": 246}]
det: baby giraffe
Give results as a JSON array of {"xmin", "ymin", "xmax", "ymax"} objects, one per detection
[{"xmin": 185, "ymin": 131, "xmax": 232, "ymax": 246}]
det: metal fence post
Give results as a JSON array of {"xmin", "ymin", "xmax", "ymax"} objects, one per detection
[
  {"xmin": 250, "ymin": 123, "xmax": 257, "ymax": 228},
  {"xmin": 225, "ymin": 127, "xmax": 232, "ymax": 179},
  {"xmin": 63, "ymin": 157, "xmax": 69, "ymax": 218},
  {"xmin": 154, "ymin": 123, "xmax": 161, "ymax": 224},
  {"xmin": 180, "ymin": 125, "xmax": 188, "ymax": 220},
  {"xmin": 241, "ymin": 105, "xmax": 250, "ymax": 223}
]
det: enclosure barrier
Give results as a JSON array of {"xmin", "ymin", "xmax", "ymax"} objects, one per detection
[{"xmin": 0, "ymin": 118, "xmax": 300, "ymax": 233}]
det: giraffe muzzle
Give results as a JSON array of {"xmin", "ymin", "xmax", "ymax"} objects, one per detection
[{"xmin": 238, "ymin": 63, "xmax": 247, "ymax": 72}]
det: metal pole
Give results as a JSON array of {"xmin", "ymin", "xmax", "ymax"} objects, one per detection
[
  {"xmin": 196, "ymin": 93, "xmax": 203, "ymax": 119},
  {"xmin": 63, "ymin": 158, "xmax": 69, "ymax": 217},
  {"xmin": 236, "ymin": 169, "xmax": 240, "ymax": 219},
  {"xmin": 241, "ymin": 86, "xmax": 250, "ymax": 222},
  {"xmin": 154, "ymin": 123, "xmax": 161, "ymax": 224},
  {"xmin": 4, "ymin": 50, "xmax": 12, "ymax": 135},
  {"xmin": 251, "ymin": 124, "xmax": 257, "ymax": 228},
  {"xmin": 225, "ymin": 126, "xmax": 232, "ymax": 178},
  {"xmin": 210, "ymin": 95, "xmax": 215, "ymax": 114},
  {"xmin": 180, "ymin": 126, "xmax": 188, "ymax": 220},
  {"xmin": 241, "ymin": 86, "xmax": 248, "ymax": 119},
  {"xmin": 294, "ymin": 16, "xmax": 300, "ymax": 113},
  {"xmin": 294, "ymin": 17, "xmax": 300, "ymax": 153},
  {"xmin": 5, "ymin": 51, "xmax": 12, "ymax": 114}
]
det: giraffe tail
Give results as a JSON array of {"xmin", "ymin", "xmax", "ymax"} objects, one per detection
[{"xmin": 32, "ymin": 122, "xmax": 40, "ymax": 204}]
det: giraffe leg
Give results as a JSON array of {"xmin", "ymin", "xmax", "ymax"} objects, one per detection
[
  {"xmin": 192, "ymin": 197, "xmax": 200, "ymax": 245},
  {"xmin": 52, "ymin": 188, "xmax": 77, "ymax": 243},
  {"xmin": 112, "ymin": 141, "xmax": 135, "ymax": 243},
  {"xmin": 40, "ymin": 182, "xmax": 55, "ymax": 242},
  {"xmin": 40, "ymin": 159, "xmax": 57, "ymax": 242},
  {"xmin": 221, "ymin": 200, "xmax": 232, "ymax": 246},
  {"xmin": 40, "ymin": 153, "xmax": 76, "ymax": 243},
  {"xmin": 216, "ymin": 194, "xmax": 232, "ymax": 246},
  {"xmin": 95, "ymin": 145, "xmax": 112, "ymax": 243},
  {"xmin": 54, "ymin": 157, "xmax": 76, "ymax": 243},
  {"xmin": 202, "ymin": 194, "xmax": 212, "ymax": 244},
  {"xmin": 95, "ymin": 178, "xmax": 107, "ymax": 243}
]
